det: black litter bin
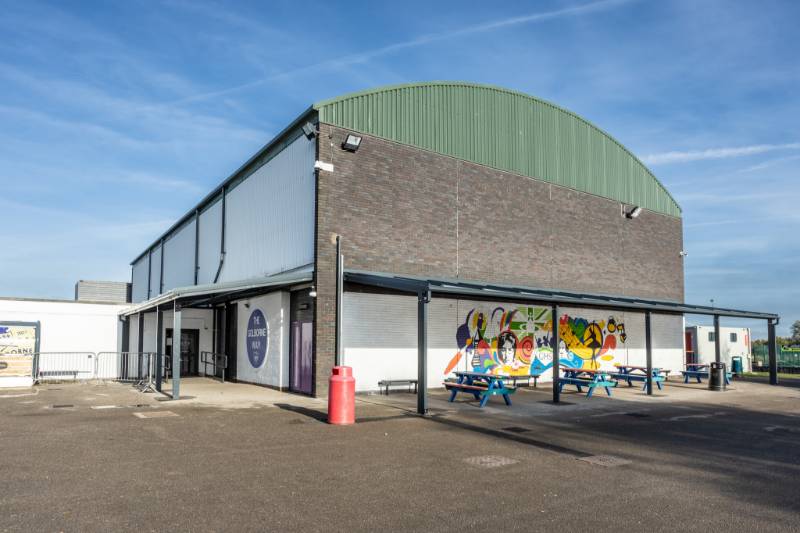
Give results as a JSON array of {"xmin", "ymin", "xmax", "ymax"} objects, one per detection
[{"xmin": 708, "ymin": 361, "xmax": 727, "ymax": 391}]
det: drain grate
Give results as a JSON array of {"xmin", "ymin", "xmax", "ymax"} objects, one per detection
[
  {"xmin": 464, "ymin": 455, "xmax": 519, "ymax": 468},
  {"xmin": 51, "ymin": 404, "xmax": 73, "ymax": 409},
  {"xmin": 578, "ymin": 455, "xmax": 632, "ymax": 467},
  {"xmin": 502, "ymin": 426, "xmax": 531, "ymax": 434},
  {"xmin": 133, "ymin": 411, "xmax": 179, "ymax": 419}
]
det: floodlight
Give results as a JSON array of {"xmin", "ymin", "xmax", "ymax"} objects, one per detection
[
  {"xmin": 302, "ymin": 122, "xmax": 317, "ymax": 140},
  {"xmin": 341, "ymin": 134, "xmax": 362, "ymax": 152},
  {"xmin": 625, "ymin": 206, "xmax": 642, "ymax": 219}
]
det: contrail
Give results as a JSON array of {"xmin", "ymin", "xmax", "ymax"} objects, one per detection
[{"xmin": 169, "ymin": 0, "xmax": 635, "ymax": 106}]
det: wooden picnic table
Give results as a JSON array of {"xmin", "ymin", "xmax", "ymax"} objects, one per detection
[
  {"xmin": 611, "ymin": 364, "xmax": 669, "ymax": 391},
  {"xmin": 681, "ymin": 363, "xmax": 731, "ymax": 385},
  {"xmin": 558, "ymin": 366, "xmax": 617, "ymax": 398},
  {"xmin": 443, "ymin": 371, "xmax": 516, "ymax": 408}
]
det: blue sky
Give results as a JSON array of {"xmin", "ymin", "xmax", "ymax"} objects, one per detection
[{"xmin": 1, "ymin": 0, "xmax": 797, "ymax": 337}]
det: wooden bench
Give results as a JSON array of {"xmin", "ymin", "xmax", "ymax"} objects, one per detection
[
  {"xmin": 444, "ymin": 377, "xmax": 516, "ymax": 407},
  {"xmin": 378, "ymin": 379, "xmax": 418, "ymax": 395},
  {"xmin": 681, "ymin": 370, "xmax": 732, "ymax": 384},
  {"xmin": 609, "ymin": 372, "xmax": 666, "ymax": 391},
  {"xmin": 558, "ymin": 375, "xmax": 617, "ymax": 398}
]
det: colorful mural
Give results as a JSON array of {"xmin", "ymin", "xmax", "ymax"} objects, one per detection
[{"xmin": 444, "ymin": 306, "xmax": 627, "ymax": 376}]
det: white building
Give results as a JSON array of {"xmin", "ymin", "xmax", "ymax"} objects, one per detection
[{"xmin": 685, "ymin": 325, "xmax": 752, "ymax": 372}]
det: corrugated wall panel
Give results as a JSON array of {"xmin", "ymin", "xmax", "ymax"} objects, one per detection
[
  {"xmin": 219, "ymin": 135, "xmax": 315, "ymax": 282},
  {"xmin": 149, "ymin": 244, "xmax": 162, "ymax": 298},
  {"xmin": 315, "ymin": 82, "xmax": 680, "ymax": 217},
  {"xmin": 131, "ymin": 258, "xmax": 149, "ymax": 303},
  {"xmin": 162, "ymin": 218, "xmax": 196, "ymax": 291},
  {"xmin": 197, "ymin": 197, "xmax": 222, "ymax": 285}
]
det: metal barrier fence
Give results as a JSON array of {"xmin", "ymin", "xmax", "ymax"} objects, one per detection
[
  {"xmin": 34, "ymin": 352, "xmax": 159, "ymax": 383},
  {"xmin": 201, "ymin": 352, "xmax": 228, "ymax": 383},
  {"xmin": 35, "ymin": 352, "xmax": 96, "ymax": 382}
]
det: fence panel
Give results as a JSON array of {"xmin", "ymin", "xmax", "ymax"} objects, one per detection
[
  {"xmin": 96, "ymin": 352, "xmax": 158, "ymax": 382},
  {"xmin": 35, "ymin": 352, "xmax": 96, "ymax": 382}
]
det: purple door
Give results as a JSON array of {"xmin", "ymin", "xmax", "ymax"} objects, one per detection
[{"xmin": 290, "ymin": 321, "xmax": 313, "ymax": 394}]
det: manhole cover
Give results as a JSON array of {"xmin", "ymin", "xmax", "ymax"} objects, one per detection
[
  {"xmin": 578, "ymin": 455, "xmax": 631, "ymax": 467},
  {"xmin": 133, "ymin": 411, "xmax": 179, "ymax": 419},
  {"xmin": 502, "ymin": 426, "xmax": 531, "ymax": 433},
  {"xmin": 463, "ymin": 455, "xmax": 519, "ymax": 468}
]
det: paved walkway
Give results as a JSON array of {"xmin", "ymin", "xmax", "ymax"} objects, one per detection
[{"xmin": 1, "ymin": 378, "xmax": 798, "ymax": 532}]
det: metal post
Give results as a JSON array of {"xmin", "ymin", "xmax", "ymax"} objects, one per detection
[
  {"xmin": 768, "ymin": 319, "xmax": 778, "ymax": 385},
  {"xmin": 156, "ymin": 308, "xmax": 163, "ymax": 392},
  {"xmin": 714, "ymin": 315, "xmax": 721, "ymax": 365},
  {"xmin": 194, "ymin": 209, "xmax": 200, "ymax": 285},
  {"xmin": 417, "ymin": 289, "xmax": 430, "ymax": 415},
  {"xmin": 645, "ymin": 311, "xmax": 653, "ymax": 395},
  {"xmin": 172, "ymin": 301, "xmax": 182, "ymax": 400},
  {"xmin": 552, "ymin": 304, "xmax": 560, "ymax": 404},
  {"xmin": 335, "ymin": 235, "xmax": 344, "ymax": 367},
  {"xmin": 137, "ymin": 313, "xmax": 144, "ymax": 379}
]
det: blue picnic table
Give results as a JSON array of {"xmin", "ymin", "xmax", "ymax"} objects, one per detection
[
  {"xmin": 681, "ymin": 363, "xmax": 732, "ymax": 385},
  {"xmin": 444, "ymin": 371, "xmax": 516, "ymax": 407},
  {"xmin": 558, "ymin": 366, "xmax": 617, "ymax": 398},
  {"xmin": 610, "ymin": 364, "xmax": 669, "ymax": 391}
]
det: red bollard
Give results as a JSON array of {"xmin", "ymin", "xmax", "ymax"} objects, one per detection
[{"xmin": 328, "ymin": 366, "xmax": 355, "ymax": 425}]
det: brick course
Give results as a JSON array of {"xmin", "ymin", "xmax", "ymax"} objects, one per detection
[{"xmin": 313, "ymin": 124, "xmax": 684, "ymax": 396}]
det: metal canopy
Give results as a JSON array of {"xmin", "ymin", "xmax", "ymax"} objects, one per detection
[
  {"xmin": 120, "ymin": 268, "xmax": 313, "ymax": 316},
  {"xmin": 344, "ymin": 270, "xmax": 778, "ymax": 321}
]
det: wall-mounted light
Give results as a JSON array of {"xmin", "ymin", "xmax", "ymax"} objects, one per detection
[
  {"xmin": 679, "ymin": 250, "xmax": 688, "ymax": 257},
  {"xmin": 625, "ymin": 206, "xmax": 642, "ymax": 219},
  {"xmin": 341, "ymin": 134, "xmax": 362, "ymax": 152},
  {"xmin": 244, "ymin": 302, "xmax": 250, "ymax": 309},
  {"xmin": 309, "ymin": 286, "xmax": 317, "ymax": 298},
  {"xmin": 302, "ymin": 122, "xmax": 318, "ymax": 140}
]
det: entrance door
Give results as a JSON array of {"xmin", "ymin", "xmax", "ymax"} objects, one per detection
[
  {"xmin": 290, "ymin": 290, "xmax": 314, "ymax": 394},
  {"xmin": 166, "ymin": 329, "xmax": 200, "ymax": 376}
]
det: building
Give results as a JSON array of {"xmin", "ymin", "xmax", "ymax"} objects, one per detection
[
  {"xmin": 0, "ymin": 296, "xmax": 128, "ymax": 387},
  {"xmin": 685, "ymin": 325, "xmax": 752, "ymax": 371},
  {"xmin": 75, "ymin": 280, "xmax": 131, "ymax": 304},
  {"xmin": 121, "ymin": 82, "xmax": 778, "ymax": 402}
]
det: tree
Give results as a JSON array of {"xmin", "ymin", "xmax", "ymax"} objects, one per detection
[{"xmin": 792, "ymin": 320, "xmax": 800, "ymax": 344}]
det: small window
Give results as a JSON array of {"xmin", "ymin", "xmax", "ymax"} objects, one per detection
[
  {"xmin": 708, "ymin": 332, "xmax": 715, "ymax": 342},
  {"xmin": 730, "ymin": 332, "xmax": 738, "ymax": 343}
]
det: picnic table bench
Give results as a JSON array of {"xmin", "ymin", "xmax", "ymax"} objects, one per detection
[
  {"xmin": 444, "ymin": 371, "xmax": 516, "ymax": 408},
  {"xmin": 610, "ymin": 364, "xmax": 669, "ymax": 391},
  {"xmin": 681, "ymin": 363, "xmax": 732, "ymax": 385},
  {"xmin": 502, "ymin": 372, "xmax": 543, "ymax": 388},
  {"xmin": 558, "ymin": 366, "xmax": 617, "ymax": 398},
  {"xmin": 377, "ymin": 379, "xmax": 418, "ymax": 395}
]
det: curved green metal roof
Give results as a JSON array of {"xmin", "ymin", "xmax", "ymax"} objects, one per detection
[{"xmin": 314, "ymin": 82, "xmax": 680, "ymax": 217}]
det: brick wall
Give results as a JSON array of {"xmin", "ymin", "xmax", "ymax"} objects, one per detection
[{"xmin": 313, "ymin": 124, "xmax": 684, "ymax": 396}]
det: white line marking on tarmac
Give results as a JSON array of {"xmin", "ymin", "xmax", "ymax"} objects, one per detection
[
  {"xmin": 91, "ymin": 405, "xmax": 120, "ymax": 410},
  {"xmin": 590, "ymin": 410, "xmax": 650, "ymax": 418},
  {"xmin": 668, "ymin": 411, "xmax": 726, "ymax": 422}
]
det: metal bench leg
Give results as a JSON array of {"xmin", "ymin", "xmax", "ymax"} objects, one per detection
[
  {"xmin": 448, "ymin": 389, "xmax": 458, "ymax": 402},
  {"xmin": 503, "ymin": 393, "xmax": 512, "ymax": 406},
  {"xmin": 656, "ymin": 381, "xmax": 663, "ymax": 391},
  {"xmin": 586, "ymin": 386, "xmax": 594, "ymax": 398},
  {"xmin": 605, "ymin": 386, "xmax": 612, "ymax": 396}
]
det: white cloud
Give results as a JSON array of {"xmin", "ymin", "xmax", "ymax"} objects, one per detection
[{"xmin": 642, "ymin": 142, "xmax": 800, "ymax": 165}]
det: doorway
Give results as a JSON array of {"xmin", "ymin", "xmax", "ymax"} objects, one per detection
[
  {"xmin": 166, "ymin": 328, "xmax": 200, "ymax": 376},
  {"xmin": 290, "ymin": 290, "xmax": 314, "ymax": 394}
]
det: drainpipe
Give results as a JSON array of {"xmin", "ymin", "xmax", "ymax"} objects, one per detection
[{"xmin": 213, "ymin": 186, "xmax": 227, "ymax": 283}]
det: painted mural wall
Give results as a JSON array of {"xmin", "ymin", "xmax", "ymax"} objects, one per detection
[
  {"xmin": 235, "ymin": 291, "xmax": 290, "ymax": 388},
  {"xmin": 342, "ymin": 292, "xmax": 685, "ymax": 392}
]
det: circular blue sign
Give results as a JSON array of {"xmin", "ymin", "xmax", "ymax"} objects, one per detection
[{"xmin": 246, "ymin": 309, "xmax": 268, "ymax": 368}]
